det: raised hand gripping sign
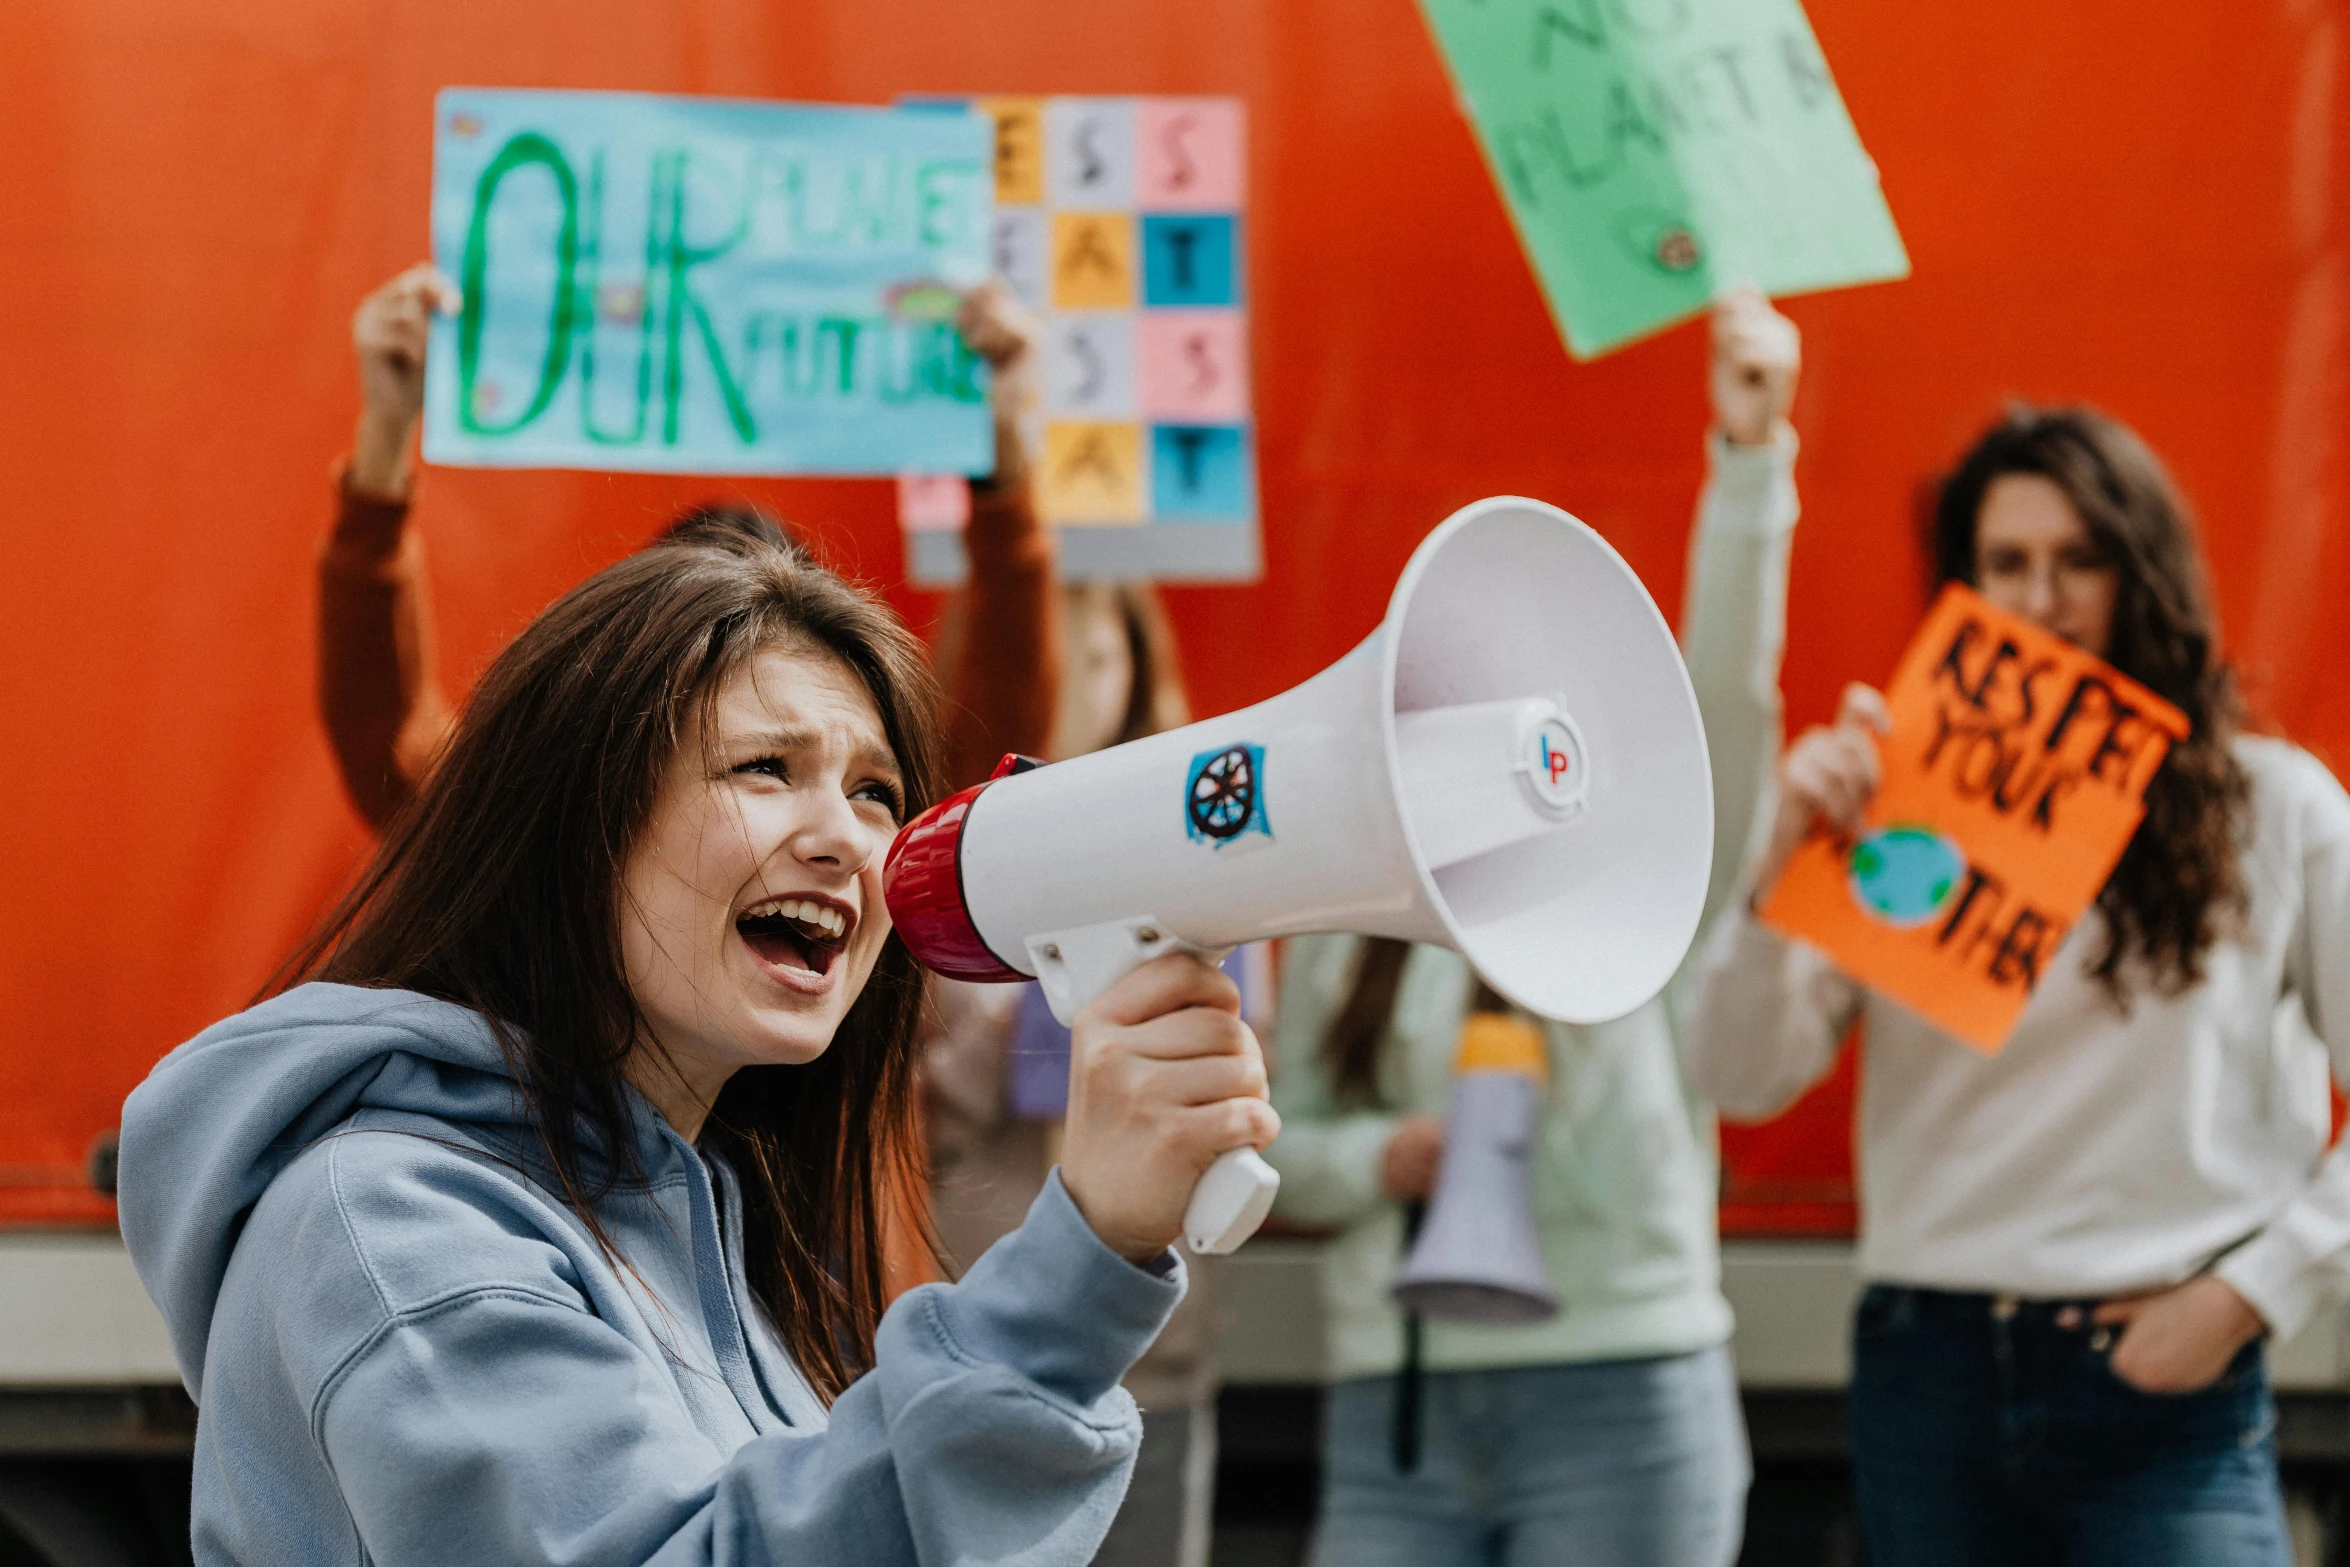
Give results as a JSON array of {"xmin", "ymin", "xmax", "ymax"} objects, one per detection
[
  {"xmin": 1414, "ymin": 0, "xmax": 1908, "ymax": 359},
  {"xmin": 424, "ymin": 89, "xmax": 995, "ymax": 476},
  {"xmin": 1760, "ymin": 585, "xmax": 2189, "ymax": 1052},
  {"xmin": 898, "ymin": 95, "xmax": 1260, "ymax": 584}
]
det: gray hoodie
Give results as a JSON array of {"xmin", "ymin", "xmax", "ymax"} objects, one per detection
[{"xmin": 118, "ymin": 982, "xmax": 1181, "ymax": 1566}]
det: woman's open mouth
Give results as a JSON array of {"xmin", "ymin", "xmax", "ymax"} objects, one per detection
[{"xmin": 736, "ymin": 895, "xmax": 853, "ymax": 983}]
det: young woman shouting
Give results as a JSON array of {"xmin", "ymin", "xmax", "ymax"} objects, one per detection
[{"xmin": 118, "ymin": 514, "xmax": 1276, "ymax": 1566}]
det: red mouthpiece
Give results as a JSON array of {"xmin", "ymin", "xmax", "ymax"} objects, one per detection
[{"xmin": 880, "ymin": 755, "xmax": 1038, "ymax": 983}]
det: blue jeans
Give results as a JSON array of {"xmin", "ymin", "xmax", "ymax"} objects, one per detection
[
  {"xmin": 1309, "ymin": 1348, "xmax": 1749, "ymax": 1567},
  {"xmin": 1849, "ymin": 1284, "xmax": 2291, "ymax": 1565}
]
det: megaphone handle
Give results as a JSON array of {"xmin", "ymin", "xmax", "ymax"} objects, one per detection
[
  {"xmin": 1183, "ymin": 1146, "xmax": 1282, "ymax": 1256},
  {"xmin": 1025, "ymin": 918, "xmax": 1283, "ymax": 1257}
]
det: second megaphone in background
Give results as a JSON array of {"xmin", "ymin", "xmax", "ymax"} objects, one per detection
[
  {"xmin": 883, "ymin": 496, "xmax": 1716, "ymax": 1257},
  {"xmin": 1394, "ymin": 1004, "xmax": 1559, "ymax": 1324}
]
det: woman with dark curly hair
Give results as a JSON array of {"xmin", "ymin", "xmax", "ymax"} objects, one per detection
[{"xmin": 1688, "ymin": 405, "xmax": 2350, "ymax": 1565}]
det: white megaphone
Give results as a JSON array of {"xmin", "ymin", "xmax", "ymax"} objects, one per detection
[{"xmin": 883, "ymin": 497, "xmax": 1713, "ymax": 1257}]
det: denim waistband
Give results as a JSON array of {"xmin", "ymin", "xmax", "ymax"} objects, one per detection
[
  {"xmin": 1864, "ymin": 1283, "xmax": 2118, "ymax": 1320},
  {"xmin": 1858, "ymin": 1282, "xmax": 2275, "ymax": 1364}
]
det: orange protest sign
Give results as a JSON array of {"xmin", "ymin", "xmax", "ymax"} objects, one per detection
[{"xmin": 1759, "ymin": 584, "xmax": 2189, "ymax": 1052}]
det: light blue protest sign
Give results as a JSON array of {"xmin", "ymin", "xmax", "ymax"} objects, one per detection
[{"xmin": 424, "ymin": 88, "xmax": 995, "ymax": 476}]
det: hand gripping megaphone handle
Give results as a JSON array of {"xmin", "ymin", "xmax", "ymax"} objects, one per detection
[{"xmin": 1025, "ymin": 916, "xmax": 1282, "ymax": 1256}]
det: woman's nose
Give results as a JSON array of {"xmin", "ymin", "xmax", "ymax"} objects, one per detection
[
  {"xmin": 789, "ymin": 790, "xmax": 873, "ymax": 875},
  {"xmin": 2020, "ymin": 558, "xmax": 2062, "ymax": 622}
]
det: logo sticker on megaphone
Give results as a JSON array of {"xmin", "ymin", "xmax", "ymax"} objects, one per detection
[
  {"xmin": 1185, "ymin": 743, "xmax": 1271, "ymax": 847},
  {"xmin": 883, "ymin": 496, "xmax": 1716, "ymax": 1256},
  {"xmin": 1519, "ymin": 706, "xmax": 1589, "ymax": 817}
]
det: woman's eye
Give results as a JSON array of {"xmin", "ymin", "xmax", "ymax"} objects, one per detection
[
  {"xmin": 852, "ymin": 780, "xmax": 905, "ymax": 820},
  {"xmin": 732, "ymin": 757, "xmax": 787, "ymax": 782}
]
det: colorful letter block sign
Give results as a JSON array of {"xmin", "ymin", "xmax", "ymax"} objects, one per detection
[{"xmin": 900, "ymin": 95, "xmax": 1259, "ymax": 583}]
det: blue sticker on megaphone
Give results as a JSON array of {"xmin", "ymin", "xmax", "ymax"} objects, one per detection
[{"xmin": 1185, "ymin": 742, "xmax": 1270, "ymax": 846}]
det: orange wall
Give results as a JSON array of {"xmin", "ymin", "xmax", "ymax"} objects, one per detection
[{"xmin": 2, "ymin": 0, "xmax": 2345, "ymax": 1224}]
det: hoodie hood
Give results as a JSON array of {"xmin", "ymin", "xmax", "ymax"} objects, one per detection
[{"xmin": 119, "ymin": 983, "xmax": 540, "ymax": 1396}]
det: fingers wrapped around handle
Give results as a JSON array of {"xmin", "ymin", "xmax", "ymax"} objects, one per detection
[{"xmin": 1061, "ymin": 953, "xmax": 1279, "ymax": 1262}]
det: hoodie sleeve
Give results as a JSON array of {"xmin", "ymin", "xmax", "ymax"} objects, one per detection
[{"xmin": 316, "ymin": 1170, "xmax": 1177, "ymax": 1567}]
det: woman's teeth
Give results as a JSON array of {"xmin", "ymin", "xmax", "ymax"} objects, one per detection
[{"xmin": 740, "ymin": 896, "xmax": 848, "ymax": 941}]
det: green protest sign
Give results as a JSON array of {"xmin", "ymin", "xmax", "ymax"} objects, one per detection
[{"xmin": 1416, "ymin": 0, "xmax": 1908, "ymax": 358}]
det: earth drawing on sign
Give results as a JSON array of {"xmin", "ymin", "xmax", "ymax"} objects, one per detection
[{"xmin": 1847, "ymin": 824, "xmax": 1965, "ymax": 928}]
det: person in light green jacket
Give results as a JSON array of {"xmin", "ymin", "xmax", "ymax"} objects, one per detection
[{"xmin": 1264, "ymin": 290, "xmax": 1804, "ymax": 1567}]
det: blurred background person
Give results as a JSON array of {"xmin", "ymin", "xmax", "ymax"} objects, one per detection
[
  {"xmin": 1260, "ymin": 290, "xmax": 1806, "ymax": 1567},
  {"xmin": 1689, "ymin": 406, "xmax": 2350, "ymax": 1564},
  {"xmin": 921, "ymin": 449, "xmax": 1249, "ymax": 1567}
]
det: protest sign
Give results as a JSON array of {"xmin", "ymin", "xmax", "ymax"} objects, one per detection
[
  {"xmin": 1759, "ymin": 585, "xmax": 2189, "ymax": 1052},
  {"xmin": 424, "ymin": 88, "xmax": 994, "ymax": 476},
  {"xmin": 1414, "ymin": 0, "xmax": 1908, "ymax": 359},
  {"xmin": 896, "ymin": 95, "xmax": 1261, "ymax": 584}
]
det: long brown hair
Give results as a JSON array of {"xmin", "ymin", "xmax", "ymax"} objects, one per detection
[
  {"xmin": 1319, "ymin": 942, "xmax": 1513, "ymax": 1107},
  {"xmin": 1322, "ymin": 938, "xmax": 1413, "ymax": 1107},
  {"xmin": 285, "ymin": 511, "xmax": 943, "ymax": 1401},
  {"xmin": 1931, "ymin": 405, "xmax": 2249, "ymax": 996}
]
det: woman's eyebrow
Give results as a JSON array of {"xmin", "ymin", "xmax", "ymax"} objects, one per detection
[
  {"xmin": 851, "ymin": 737, "xmax": 904, "ymax": 781},
  {"xmin": 731, "ymin": 724, "xmax": 822, "ymax": 755},
  {"xmin": 732, "ymin": 724, "xmax": 899, "ymax": 777}
]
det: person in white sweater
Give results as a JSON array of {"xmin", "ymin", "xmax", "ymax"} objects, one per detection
[{"xmin": 1688, "ymin": 404, "xmax": 2350, "ymax": 1565}]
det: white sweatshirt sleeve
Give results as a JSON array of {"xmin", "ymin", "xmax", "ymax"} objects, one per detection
[
  {"xmin": 1655, "ymin": 429, "xmax": 1807, "ymax": 1063},
  {"xmin": 1677, "ymin": 427, "xmax": 1802, "ymax": 946},
  {"xmin": 1656, "ymin": 430, "xmax": 1803, "ymax": 1041},
  {"xmin": 1684, "ymin": 912, "xmax": 1865, "ymax": 1122},
  {"xmin": 2215, "ymin": 750, "xmax": 2350, "ymax": 1338}
]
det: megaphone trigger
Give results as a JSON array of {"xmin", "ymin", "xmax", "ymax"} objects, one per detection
[{"xmin": 1023, "ymin": 916, "xmax": 1217, "ymax": 1029}]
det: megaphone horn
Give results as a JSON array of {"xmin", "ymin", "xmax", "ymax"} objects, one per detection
[
  {"xmin": 884, "ymin": 497, "xmax": 1714, "ymax": 1256},
  {"xmin": 1394, "ymin": 1011, "xmax": 1559, "ymax": 1324}
]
